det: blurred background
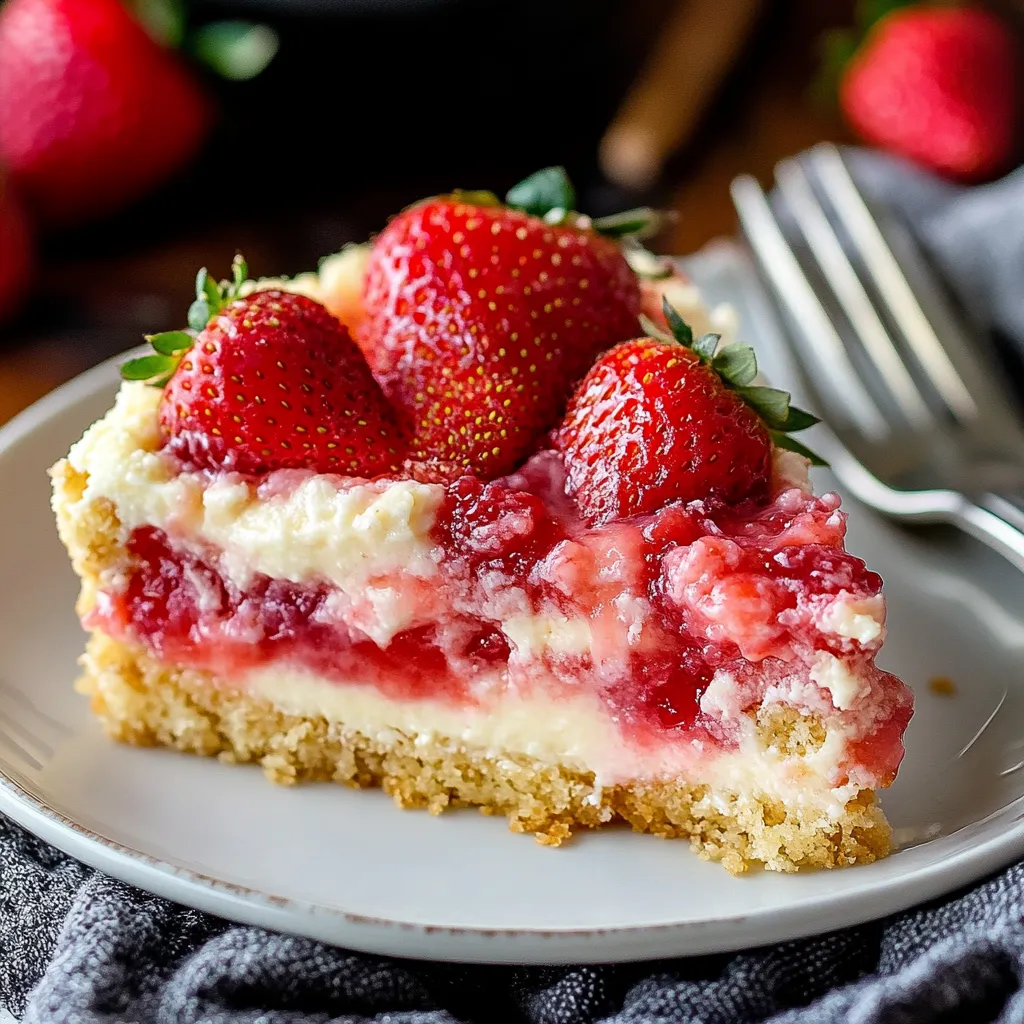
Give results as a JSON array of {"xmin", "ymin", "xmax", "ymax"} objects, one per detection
[{"xmin": 0, "ymin": 0, "xmax": 1020, "ymax": 422}]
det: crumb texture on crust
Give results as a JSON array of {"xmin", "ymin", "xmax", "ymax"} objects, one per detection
[
  {"xmin": 78, "ymin": 630, "xmax": 891, "ymax": 874},
  {"xmin": 51, "ymin": 457, "xmax": 124, "ymax": 620}
]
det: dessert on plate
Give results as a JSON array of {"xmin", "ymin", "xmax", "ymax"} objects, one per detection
[{"xmin": 51, "ymin": 168, "xmax": 913, "ymax": 873}]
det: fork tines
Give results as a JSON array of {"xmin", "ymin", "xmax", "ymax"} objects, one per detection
[{"xmin": 729, "ymin": 144, "xmax": 1005, "ymax": 446}]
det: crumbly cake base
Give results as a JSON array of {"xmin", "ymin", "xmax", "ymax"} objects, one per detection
[{"xmin": 78, "ymin": 630, "xmax": 891, "ymax": 874}]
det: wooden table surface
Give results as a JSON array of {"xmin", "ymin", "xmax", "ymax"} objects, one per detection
[{"xmin": 0, "ymin": 0, "xmax": 856, "ymax": 427}]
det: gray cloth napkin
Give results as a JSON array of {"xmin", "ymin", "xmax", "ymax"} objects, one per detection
[
  {"xmin": 849, "ymin": 149, "xmax": 1024, "ymax": 356},
  {"xmin": 6, "ymin": 150, "xmax": 1024, "ymax": 1024}
]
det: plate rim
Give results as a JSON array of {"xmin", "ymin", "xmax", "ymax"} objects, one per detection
[
  {"xmin": 5, "ymin": 343, "xmax": 1024, "ymax": 964},
  {"xmin": 4, "ymin": 734, "xmax": 1024, "ymax": 964}
]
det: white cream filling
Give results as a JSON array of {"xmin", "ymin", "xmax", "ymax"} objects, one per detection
[
  {"xmin": 67, "ymin": 383, "xmax": 445, "ymax": 641},
  {"xmin": 248, "ymin": 664, "xmax": 861, "ymax": 818},
  {"xmin": 502, "ymin": 613, "xmax": 593, "ymax": 658},
  {"xmin": 810, "ymin": 652, "xmax": 868, "ymax": 712},
  {"xmin": 771, "ymin": 448, "xmax": 813, "ymax": 494},
  {"xmin": 819, "ymin": 594, "xmax": 885, "ymax": 646},
  {"xmin": 700, "ymin": 670, "xmax": 747, "ymax": 720},
  {"xmin": 200, "ymin": 473, "xmax": 441, "ymax": 592}
]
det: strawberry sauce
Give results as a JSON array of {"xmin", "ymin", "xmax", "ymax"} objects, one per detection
[{"xmin": 91, "ymin": 450, "xmax": 911, "ymax": 782}]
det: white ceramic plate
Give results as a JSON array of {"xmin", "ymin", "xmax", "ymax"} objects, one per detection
[{"xmin": 3, "ymin": 242, "xmax": 1024, "ymax": 965}]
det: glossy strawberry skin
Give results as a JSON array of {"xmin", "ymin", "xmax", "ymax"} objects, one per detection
[
  {"xmin": 557, "ymin": 338, "xmax": 772, "ymax": 525},
  {"xmin": 160, "ymin": 290, "xmax": 406, "ymax": 477},
  {"xmin": 0, "ymin": 181, "xmax": 33, "ymax": 323},
  {"xmin": 360, "ymin": 199, "xmax": 641, "ymax": 478},
  {"xmin": 0, "ymin": 0, "xmax": 211, "ymax": 226},
  {"xmin": 841, "ymin": 7, "xmax": 1019, "ymax": 182}
]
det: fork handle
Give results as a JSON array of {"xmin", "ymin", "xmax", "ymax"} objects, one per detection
[{"xmin": 957, "ymin": 492, "xmax": 1024, "ymax": 574}]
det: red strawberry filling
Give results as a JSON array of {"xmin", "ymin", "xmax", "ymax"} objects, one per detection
[{"xmin": 87, "ymin": 449, "xmax": 911, "ymax": 787}]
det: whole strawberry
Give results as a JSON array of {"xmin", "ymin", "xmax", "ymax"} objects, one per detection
[
  {"xmin": 123, "ymin": 258, "xmax": 406, "ymax": 477},
  {"xmin": 840, "ymin": 6, "xmax": 1019, "ymax": 182},
  {"xmin": 360, "ymin": 167, "xmax": 645, "ymax": 478},
  {"xmin": 0, "ymin": 0, "xmax": 211, "ymax": 226},
  {"xmin": 0, "ymin": 178, "xmax": 33, "ymax": 323},
  {"xmin": 556, "ymin": 300, "xmax": 822, "ymax": 525}
]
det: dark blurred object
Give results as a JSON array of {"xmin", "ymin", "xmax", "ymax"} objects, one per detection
[
  {"xmin": 191, "ymin": 0, "xmax": 638, "ymax": 209},
  {"xmin": 0, "ymin": 177, "xmax": 33, "ymax": 323},
  {"xmin": 212, "ymin": 0, "xmax": 458, "ymax": 10},
  {"xmin": 599, "ymin": 0, "xmax": 765, "ymax": 191}
]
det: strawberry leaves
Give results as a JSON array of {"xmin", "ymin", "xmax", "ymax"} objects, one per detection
[
  {"xmin": 148, "ymin": 330, "xmax": 193, "ymax": 356},
  {"xmin": 129, "ymin": 0, "xmax": 279, "ymax": 82},
  {"xmin": 188, "ymin": 255, "xmax": 247, "ymax": 329},
  {"xmin": 769, "ymin": 431, "xmax": 829, "ymax": 464},
  {"xmin": 660, "ymin": 298, "xmax": 693, "ymax": 347},
  {"xmin": 857, "ymin": 0, "xmax": 918, "ymax": 31},
  {"xmin": 656, "ymin": 297, "xmax": 828, "ymax": 466},
  {"xmin": 121, "ymin": 333, "xmax": 190, "ymax": 387},
  {"xmin": 712, "ymin": 344, "xmax": 757, "ymax": 386},
  {"xmin": 449, "ymin": 189, "xmax": 501, "ymax": 208},
  {"xmin": 121, "ymin": 354, "xmax": 178, "ymax": 385},
  {"xmin": 122, "ymin": 254, "xmax": 249, "ymax": 387},
  {"xmin": 733, "ymin": 390, "xmax": 826, "ymax": 466},
  {"xmin": 504, "ymin": 166, "xmax": 665, "ymax": 238},
  {"xmin": 591, "ymin": 208, "xmax": 665, "ymax": 240},
  {"xmin": 505, "ymin": 166, "xmax": 576, "ymax": 221}
]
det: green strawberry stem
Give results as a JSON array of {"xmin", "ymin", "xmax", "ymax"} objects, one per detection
[
  {"xmin": 121, "ymin": 354, "xmax": 177, "ymax": 388},
  {"xmin": 655, "ymin": 297, "xmax": 828, "ymax": 466},
  {"xmin": 505, "ymin": 167, "xmax": 576, "ymax": 220},
  {"xmin": 122, "ymin": 254, "xmax": 249, "ymax": 387},
  {"xmin": 590, "ymin": 208, "xmax": 665, "ymax": 239},
  {"xmin": 770, "ymin": 431, "xmax": 827, "ymax": 464},
  {"xmin": 504, "ymin": 166, "xmax": 666, "ymax": 240}
]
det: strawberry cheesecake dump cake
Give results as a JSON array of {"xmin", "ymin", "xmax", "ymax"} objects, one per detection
[{"xmin": 51, "ymin": 168, "xmax": 912, "ymax": 873}]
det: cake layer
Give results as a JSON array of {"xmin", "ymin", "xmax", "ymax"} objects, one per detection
[
  {"xmin": 80, "ymin": 631, "xmax": 892, "ymax": 873},
  {"xmin": 52, "ymin": 384, "xmax": 914, "ymax": 798},
  {"xmin": 63, "ymin": 380, "xmax": 443, "ymax": 645}
]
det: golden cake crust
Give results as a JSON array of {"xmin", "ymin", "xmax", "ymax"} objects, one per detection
[
  {"xmin": 78, "ymin": 630, "xmax": 890, "ymax": 874},
  {"xmin": 53, "ymin": 455, "xmax": 892, "ymax": 875}
]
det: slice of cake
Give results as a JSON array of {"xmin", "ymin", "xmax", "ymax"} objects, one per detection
[{"xmin": 51, "ymin": 170, "xmax": 912, "ymax": 873}]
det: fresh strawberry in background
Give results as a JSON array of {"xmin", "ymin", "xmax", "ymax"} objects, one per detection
[
  {"xmin": 0, "ymin": 0, "xmax": 209, "ymax": 227},
  {"xmin": 361, "ymin": 166, "xmax": 649, "ymax": 479},
  {"xmin": 123, "ymin": 257, "xmax": 407, "ymax": 477},
  {"xmin": 0, "ymin": 0, "xmax": 278, "ymax": 228},
  {"xmin": 0, "ymin": 178, "xmax": 33, "ymax": 323},
  {"xmin": 824, "ymin": 2, "xmax": 1020, "ymax": 182},
  {"xmin": 556, "ymin": 299, "xmax": 822, "ymax": 526}
]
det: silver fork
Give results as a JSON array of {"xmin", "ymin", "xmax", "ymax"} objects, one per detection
[{"xmin": 730, "ymin": 142, "xmax": 1024, "ymax": 574}]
